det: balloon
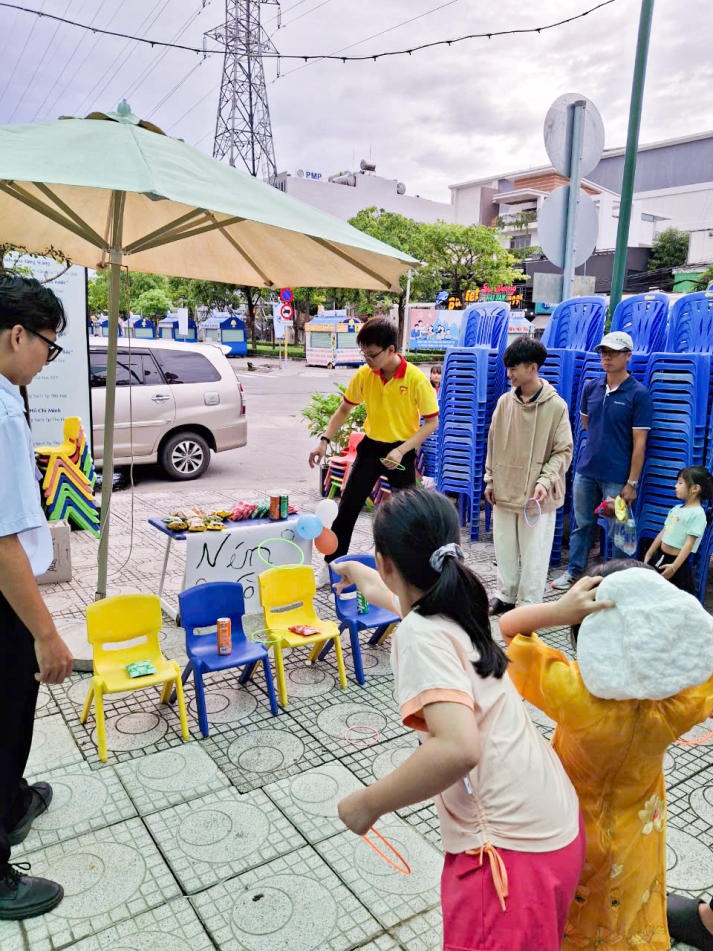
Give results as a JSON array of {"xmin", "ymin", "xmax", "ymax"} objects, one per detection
[
  {"xmin": 314, "ymin": 498, "xmax": 339, "ymax": 528},
  {"xmin": 314, "ymin": 527, "xmax": 339, "ymax": 555},
  {"xmin": 296, "ymin": 513, "xmax": 323, "ymax": 540}
]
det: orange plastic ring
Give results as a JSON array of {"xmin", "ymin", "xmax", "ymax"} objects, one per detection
[
  {"xmin": 675, "ymin": 729, "xmax": 713, "ymax": 747},
  {"xmin": 361, "ymin": 827, "xmax": 411, "ymax": 874}
]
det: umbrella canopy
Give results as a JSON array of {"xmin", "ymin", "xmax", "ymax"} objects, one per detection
[{"xmin": 0, "ymin": 102, "xmax": 417, "ymax": 598}]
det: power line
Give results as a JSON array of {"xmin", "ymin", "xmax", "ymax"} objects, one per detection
[
  {"xmin": 145, "ymin": 58, "xmax": 206, "ymax": 120},
  {"xmin": 0, "ymin": 0, "xmax": 621, "ymax": 63},
  {"xmin": 0, "ymin": 0, "xmax": 47, "ymax": 109},
  {"xmin": 7, "ymin": 0, "xmax": 73, "ymax": 122}
]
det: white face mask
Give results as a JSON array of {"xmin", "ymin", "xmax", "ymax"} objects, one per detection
[{"xmin": 577, "ymin": 567, "xmax": 713, "ymax": 700}]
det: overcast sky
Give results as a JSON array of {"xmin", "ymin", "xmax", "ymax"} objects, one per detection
[{"xmin": 0, "ymin": 0, "xmax": 710, "ymax": 202}]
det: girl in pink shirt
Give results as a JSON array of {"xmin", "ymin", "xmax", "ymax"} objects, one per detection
[{"xmin": 333, "ymin": 489, "xmax": 585, "ymax": 951}]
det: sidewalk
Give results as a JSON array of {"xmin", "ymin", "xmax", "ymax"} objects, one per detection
[{"xmin": 0, "ymin": 487, "xmax": 707, "ymax": 950}]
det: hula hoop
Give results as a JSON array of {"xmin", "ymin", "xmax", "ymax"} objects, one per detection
[
  {"xmin": 675, "ymin": 729, "xmax": 713, "ymax": 747},
  {"xmin": 361, "ymin": 827, "xmax": 411, "ymax": 874},
  {"xmin": 343, "ymin": 725, "xmax": 381, "ymax": 747},
  {"xmin": 379, "ymin": 458, "xmax": 406, "ymax": 471},
  {"xmin": 247, "ymin": 628, "xmax": 281, "ymax": 646},
  {"xmin": 523, "ymin": 497, "xmax": 541, "ymax": 527},
  {"xmin": 256, "ymin": 536, "xmax": 306, "ymax": 569}
]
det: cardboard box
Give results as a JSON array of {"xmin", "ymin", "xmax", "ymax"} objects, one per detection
[{"xmin": 36, "ymin": 520, "xmax": 72, "ymax": 585}]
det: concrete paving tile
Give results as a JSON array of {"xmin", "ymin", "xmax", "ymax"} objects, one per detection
[
  {"xmin": 14, "ymin": 762, "xmax": 136, "ymax": 853},
  {"xmin": 26, "ymin": 713, "xmax": 84, "ymax": 774},
  {"xmin": 402, "ymin": 803, "xmax": 442, "ymax": 849},
  {"xmin": 35, "ymin": 683, "xmax": 60, "ymax": 719},
  {"xmin": 203, "ymin": 717, "xmax": 334, "ymax": 792},
  {"xmin": 391, "ymin": 906, "xmax": 443, "ymax": 950},
  {"xmin": 667, "ymin": 822, "xmax": 713, "ymax": 895},
  {"xmin": 59, "ymin": 898, "xmax": 215, "ymax": 951},
  {"xmin": 0, "ymin": 818, "xmax": 180, "ymax": 951},
  {"xmin": 357, "ymin": 641, "xmax": 394, "ymax": 680},
  {"xmin": 294, "ymin": 690, "xmax": 409, "ymax": 759},
  {"xmin": 665, "ymin": 721, "xmax": 713, "ymax": 790},
  {"xmin": 144, "ymin": 787, "xmax": 306, "ymax": 894},
  {"xmin": 115, "ymin": 743, "xmax": 231, "ymax": 815},
  {"xmin": 358, "ymin": 936, "xmax": 402, "ymax": 951},
  {"xmin": 191, "ymin": 844, "xmax": 382, "ymax": 951},
  {"xmin": 263, "ymin": 760, "xmax": 365, "ymax": 844},
  {"xmin": 314, "ymin": 816, "xmax": 442, "ymax": 929},
  {"xmin": 181, "ymin": 667, "xmax": 279, "ymax": 734}
]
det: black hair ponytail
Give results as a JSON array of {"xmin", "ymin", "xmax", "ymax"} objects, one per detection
[{"xmin": 373, "ymin": 489, "xmax": 508, "ymax": 679}]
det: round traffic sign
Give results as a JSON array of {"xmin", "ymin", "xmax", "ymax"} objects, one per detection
[
  {"xmin": 544, "ymin": 93, "xmax": 605, "ymax": 179},
  {"xmin": 280, "ymin": 303, "xmax": 294, "ymax": 320},
  {"xmin": 538, "ymin": 185, "xmax": 598, "ymax": 269},
  {"xmin": 280, "ymin": 288, "xmax": 294, "ymax": 303}
]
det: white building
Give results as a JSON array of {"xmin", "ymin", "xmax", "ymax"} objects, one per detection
[{"xmin": 273, "ymin": 160, "xmax": 453, "ymax": 224}]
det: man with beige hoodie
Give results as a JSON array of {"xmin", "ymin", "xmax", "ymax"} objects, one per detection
[{"xmin": 484, "ymin": 337, "xmax": 573, "ymax": 615}]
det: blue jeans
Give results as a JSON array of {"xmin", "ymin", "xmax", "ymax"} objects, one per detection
[{"xmin": 568, "ymin": 473, "xmax": 628, "ymax": 575}]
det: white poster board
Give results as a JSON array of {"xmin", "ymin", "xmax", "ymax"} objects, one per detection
[
  {"xmin": 3, "ymin": 256, "xmax": 91, "ymax": 450},
  {"xmin": 183, "ymin": 516, "xmax": 312, "ymax": 614}
]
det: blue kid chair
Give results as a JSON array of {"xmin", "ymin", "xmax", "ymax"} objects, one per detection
[
  {"xmin": 177, "ymin": 581, "xmax": 279, "ymax": 735},
  {"xmin": 323, "ymin": 554, "xmax": 401, "ymax": 685}
]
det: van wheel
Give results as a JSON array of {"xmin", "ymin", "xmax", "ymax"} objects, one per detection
[{"xmin": 160, "ymin": 432, "xmax": 210, "ymax": 480}]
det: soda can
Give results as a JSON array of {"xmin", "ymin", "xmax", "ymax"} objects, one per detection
[
  {"xmin": 356, "ymin": 591, "xmax": 369, "ymax": 615},
  {"xmin": 279, "ymin": 494, "xmax": 289, "ymax": 519},
  {"xmin": 269, "ymin": 493, "xmax": 281, "ymax": 520},
  {"xmin": 217, "ymin": 617, "xmax": 232, "ymax": 654}
]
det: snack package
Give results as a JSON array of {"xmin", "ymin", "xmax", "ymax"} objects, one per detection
[
  {"xmin": 288, "ymin": 624, "xmax": 322, "ymax": 637},
  {"xmin": 126, "ymin": 660, "xmax": 157, "ymax": 678}
]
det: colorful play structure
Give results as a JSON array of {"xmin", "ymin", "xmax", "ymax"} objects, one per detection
[{"xmin": 34, "ymin": 416, "xmax": 100, "ymax": 536}]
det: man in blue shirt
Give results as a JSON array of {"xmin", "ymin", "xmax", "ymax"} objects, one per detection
[
  {"xmin": 551, "ymin": 330, "xmax": 653, "ymax": 589},
  {"xmin": 0, "ymin": 276, "xmax": 73, "ymax": 919}
]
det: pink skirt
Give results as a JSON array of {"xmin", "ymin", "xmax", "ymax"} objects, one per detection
[{"xmin": 441, "ymin": 815, "xmax": 586, "ymax": 951}]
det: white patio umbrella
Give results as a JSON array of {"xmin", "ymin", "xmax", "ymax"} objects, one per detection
[{"xmin": 0, "ymin": 101, "xmax": 417, "ymax": 598}]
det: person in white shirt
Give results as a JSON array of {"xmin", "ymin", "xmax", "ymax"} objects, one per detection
[{"xmin": 0, "ymin": 275, "xmax": 73, "ymax": 920}]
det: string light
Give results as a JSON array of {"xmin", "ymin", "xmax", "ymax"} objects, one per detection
[{"xmin": 0, "ymin": 0, "xmax": 619, "ymax": 63}]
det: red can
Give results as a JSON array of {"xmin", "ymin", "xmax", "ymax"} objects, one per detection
[{"xmin": 217, "ymin": 617, "xmax": 232, "ymax": 655}]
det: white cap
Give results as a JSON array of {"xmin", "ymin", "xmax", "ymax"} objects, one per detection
[
  {"xmin": 595, "ymin": 331, "xmax": 634, "ymax": 352},
  {"xmin": 577, "ymin": 568, "xmax": 713, "ymax": 700}
]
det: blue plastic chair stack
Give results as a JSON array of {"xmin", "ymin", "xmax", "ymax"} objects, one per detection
[
  {"xmin": 636, "ymin": 353, "xmax": 709, "ymax": 544},
  {"xmin": 610, "ymin": 292, "xmax": 669, "ymax": 382},
  {"xmin": 324, "ymin": 554, "xmax": 401, "ymax": 685},
  {"xmin": 458, "ymin": 302, "xmax": 510, "ymax": 352},
  {"xmin": 666, "ymin": 291, "xmax": 713, "ymax": 459},
  {"xmin": 436, "ymin": 347, "xmax": 493, "ymax": 538},
  {"xmin": 541, "ymin": 296, "xmax": 607, "ymax": 351}
]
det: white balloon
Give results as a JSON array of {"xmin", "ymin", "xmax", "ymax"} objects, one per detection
[{"xmin": 314, "ymin": 498, "xmax": 339, "ymax": 528}]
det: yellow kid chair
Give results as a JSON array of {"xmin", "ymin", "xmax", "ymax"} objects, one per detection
[
  {"xmin": 81, "ymin": 594, "xmax": 190, "ymax": 762},
  {"xmin": 258, "ymin": 566, "xmax": 347, "ymax": 708}
]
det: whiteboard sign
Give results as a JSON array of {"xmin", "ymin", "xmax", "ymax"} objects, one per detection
[
  {"xmin": 3, "ymin": 256, "xmax": 92, "ymax": 451},
  {"xmin": 183, "ymin": 516, "xmax": 312, "ymax": 614}
]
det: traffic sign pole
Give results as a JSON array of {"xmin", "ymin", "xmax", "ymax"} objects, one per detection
[{"xmin": 562, "ymin": 100, "xmax": 586, "ymax": 301}]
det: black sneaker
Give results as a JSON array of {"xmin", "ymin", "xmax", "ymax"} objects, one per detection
[
  {"xmin": 8, "ymin": 782, "xmax": 53, "ymax": 846},
  {"xmin": 0, "ymin": 863, "xmax": 63, "ymax": 920},
  {"xmin": 488, "ymin": 598, "xmax": 516, "ymax": 617}
]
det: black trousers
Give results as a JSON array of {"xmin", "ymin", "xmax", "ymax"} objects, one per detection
[
  {"xmin": 0, "ymin": 591, "xmax": 39, "ymax": 865},
  {"xmin": 652, "ymin": 551, "xmax": 696, "ymax": 594},
  {"xmin": 328, "ymin": 435, "xmax": 417, "ymax": 562}
]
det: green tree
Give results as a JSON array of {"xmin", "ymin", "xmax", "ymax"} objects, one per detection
[
  {"xmin": 696, "ymin": 263, "xmax": 713, "ymax": 289},
  {"xmin": 648, "ymin": 228, "xmax": 690, "ymax": 270},
  {"xmin": 88, "ymin": 269, "xmax": 168, "ymax": 314},
  {"xmin": 135, "ymin": 286, "xmax": 173, "ymax": 318}
]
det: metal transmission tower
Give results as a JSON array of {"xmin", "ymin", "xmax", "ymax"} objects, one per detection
[{"xmin": 206, "ymin": 0, "xmax": 280, "ymax": 181}]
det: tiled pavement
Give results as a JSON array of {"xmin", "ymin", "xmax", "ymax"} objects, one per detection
[{"xmin": 2, "ymin": 486, "xmax": 711, "ymax": 950}]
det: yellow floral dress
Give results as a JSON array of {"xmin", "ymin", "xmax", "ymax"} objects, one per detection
[{"xmin": 507, "ymin": 634, "xmax": 713, "ymax": 951}]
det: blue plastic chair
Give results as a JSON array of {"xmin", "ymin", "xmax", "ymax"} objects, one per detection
[
  {"xmin": 541, "ymin": 296, "xmax": 606, "ymax": 351},
  {"xmin": 177, "ymin": 582, "xmax": 279, "ymax": 735},
  {"xmin": 322, "ymin": 554, "xmax": 400, "ymax": 685}
]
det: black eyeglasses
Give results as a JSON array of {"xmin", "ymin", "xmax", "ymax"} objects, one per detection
[
  {"xmin": 27, "ymin": 328, "xmax": 63, "ymax": 363},
  {"xmin": 360, "ymin": 347, "xmax": 385, "ymax": 361}
]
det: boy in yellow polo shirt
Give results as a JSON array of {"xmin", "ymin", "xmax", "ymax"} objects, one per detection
[{"xmin": 308, "ymin": 317, "xmax": 439, "ymax": 581}]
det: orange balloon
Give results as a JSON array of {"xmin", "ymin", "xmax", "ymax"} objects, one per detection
[{"xmin": 314, "ymin": 527, "xmax": 338, "ymax": 555}]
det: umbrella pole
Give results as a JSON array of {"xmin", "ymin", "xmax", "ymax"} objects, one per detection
[{"xmin": 95, "ymin": 192, "xmax": 125, "ymax": 600}]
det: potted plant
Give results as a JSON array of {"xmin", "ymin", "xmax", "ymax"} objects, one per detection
[{"xmin": 301, "ymin": 383, "xmax": 366, "ymax": 496}]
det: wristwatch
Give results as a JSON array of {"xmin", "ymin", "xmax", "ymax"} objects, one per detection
[{"xmin": 626, "ymin": 479, "xmax": 638, "ymax": 489}]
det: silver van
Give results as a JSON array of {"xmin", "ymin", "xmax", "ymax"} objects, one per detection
[{"xmin": 89, "ymin": 338, "xmax": 247, "ymax": 480}]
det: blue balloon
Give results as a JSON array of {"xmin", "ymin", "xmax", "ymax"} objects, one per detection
[{"xmin": 295, "ymin": 513, "xmax": 323, "ymax": 540}]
